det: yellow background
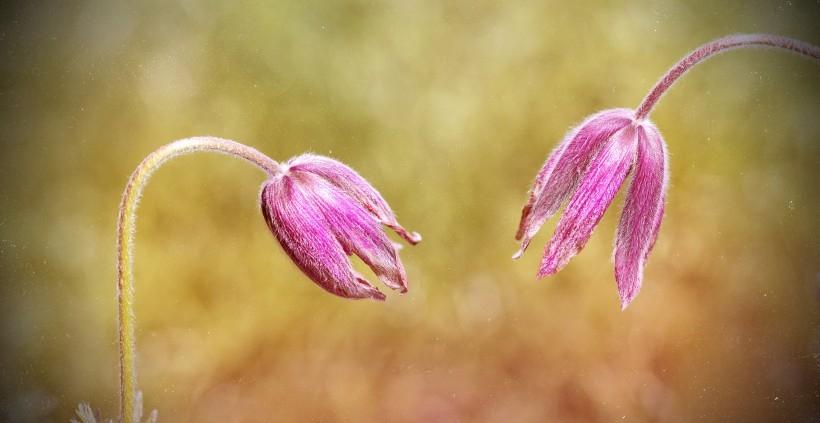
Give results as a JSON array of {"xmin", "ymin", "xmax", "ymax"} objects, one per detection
[{"xmin": 0, "ymin": 1, "xmax": 818, "ymax": 421}]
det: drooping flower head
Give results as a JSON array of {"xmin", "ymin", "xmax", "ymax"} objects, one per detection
[
  {"xmin": 514, "ymin": 109, "xmax": 668, "ymax": 309},
  {"xmin": 514, "ymin": 34, "xmax": 820, "ymax": 310},
  {"xmin": 261, "ymin": 154, "xmax": 421, "ymax": 301},
  {"xmin": 112, "ymin": 137, "xmax": 422, "ymax": 423}
]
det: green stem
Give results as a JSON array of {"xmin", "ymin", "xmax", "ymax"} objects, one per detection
[{"xmin": 116, "ymin": 137, "xmax": 279, "ymax": 423}]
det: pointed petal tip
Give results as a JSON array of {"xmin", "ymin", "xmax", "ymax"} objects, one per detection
[
  {"xmin": 617, "ymin": 283, "xmax": 640, "ymax": 310},
  {"xmin": 537, "ymin": 250, "xmax": 566, "ymax": 279},
  {"xmin": 620, "ymin": 295, "xmax": 634, "ymax": 311},
  {"xmin": 407, "ymin": 231, "xmax": 422, "ymax": 244},
  {"xmin": 351, "ymin": 273, "xmax": 389, "ymax": 301},
  {"xmin": 512, "ymin": 238, "xmax": 532, "ymax": 260},
  {"xmin": 386, "ymin": 222, "xmax": 422, "ymax": 245},
  {"xmin": 535, "ymin": 264, "xmax": 557, "ymax": 279},
  {"xmin": 380, "ymin": 270, "xmax": 409, "ymax": 295}
]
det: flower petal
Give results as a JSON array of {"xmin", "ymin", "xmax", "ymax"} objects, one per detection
[
  {"xmin": 288, "ymin": 154, "xmax": 421, "ymax": 244},
  {"xmin": 646, "ymin": 201, "xmax": 664, "ymax": 259},
  {"xmin": 261, "ymin": 175, "xmax": 386, "ymax": 300},
  {"xmin": 291, "ymin": 169, "xmax": 410, "ymax": 293},
  {"xmin": 515, "ymin": 109, "xmax": 633, "ymax": 258},
  {"xmin": 538, "ymin": 124, "xmax": 639, "ymax": 277},
  {"xmin": 614, "ymin": 122, "xmax": 668, "ymax": 309}
]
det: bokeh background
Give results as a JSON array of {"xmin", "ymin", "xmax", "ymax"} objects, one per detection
[{"xmin": 1, "ymin": 1, "xmax": 819, "ymax": 421}]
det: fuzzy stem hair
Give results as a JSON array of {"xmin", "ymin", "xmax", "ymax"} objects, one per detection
[
  {"xmin": 635, "ymin": 33, "xmax": 820, "ymax": 120},
  {"xmin": 116, "ymin": 137, "xmax": 278, "ymax": 423}
]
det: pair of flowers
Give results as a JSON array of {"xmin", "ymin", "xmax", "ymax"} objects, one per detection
[
  {"xmin": 270, "ymin": 33, "xmax": 819, "ymax": 310},
  {"xmin": 106, "ymin": 33, "xmax": 819, "ymax": 423},
  {"xmin": 265, "ymin": 109, "xmax": 663, "ymax": 310}
]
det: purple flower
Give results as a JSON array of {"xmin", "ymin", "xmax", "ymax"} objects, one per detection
[
  {"xmin": 261, "ymin": 154, "xmax": 421, "ymax": 301},
  {"xmin": 511, "ymin": 34, "xmax": 820, "ymax": 310},
  {"xmin": 514, "ymin": 109, "xmax": 668, "ymax": 309}
]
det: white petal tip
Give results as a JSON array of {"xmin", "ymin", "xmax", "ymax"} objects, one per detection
[
  {"xmin": 389, "ymin": 223, "xmax": 422, "ymax": 245},
  {"xmin": 513, "ymin": 238, "xmax": 531, "ymax": 260}
]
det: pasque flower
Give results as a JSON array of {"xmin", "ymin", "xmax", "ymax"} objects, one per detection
[
  {"xmin": 514, "ymin": 34, "xmax": 820, "ymax": 309},
  {"xmin": 108, "ymin": 137, "xmax": 420, "ymax": 423},
  {"xmin": 261, "ymin": 154, "xmax": 421, "ymax": 301}
]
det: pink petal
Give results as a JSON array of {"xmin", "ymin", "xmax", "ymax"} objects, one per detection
[
  {"xmin": 614, "ymin": 122, "xmax": 668, "ymax": 309},
  {"xmin": 538, "ymin": 125, "xmax": 639, "ymax": 277},
  {"xmin": 515, "ymin": 109, "xmax": 633, "ymax": 258},
  {"xmin": 290, "ymin": 169, "xmax": 410, "ymax": 293},
  {"xmin": 261, "ymin": 174, "xmax": 386, "ymax": 300},
  {"xmin": 646, "ymin": 202, "xmax": 664, "ymax": 259},
  {"xmin": 288, "ymin": 154, "xmax": 421, "ymax": 245}
]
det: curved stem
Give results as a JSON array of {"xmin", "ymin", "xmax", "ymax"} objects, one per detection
[
  {"xmin": 116, "ymin": 136, "xmax": 279, "ymax": 423},
  {"xmin": 635, "ymin": 33, "xmax": 820, "ymax": 120}
]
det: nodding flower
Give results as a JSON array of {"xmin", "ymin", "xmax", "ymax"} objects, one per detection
[
  {"xmin": 513, "ymin": 33, "xmax": 820, "ymax": 309},
  {"xmin": 261, "ymin": 154, "xmax": 421, "ymax": 301},
  {"xmin": 514, "ymin": 109, "xmax": 667, "ymax": 309},
  {"xmin": 112, "ymin": 138, "xmax": 423, "ymax": 423}
]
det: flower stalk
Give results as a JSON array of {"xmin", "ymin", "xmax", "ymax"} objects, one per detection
[
  {"xmin": 112, "ymin": 136, "xmax": 420, "ymax": 422},
  {"xmin": 635, "ymin": 33, "xmax": 820, "ymax": 120},
  {"xmin": 116, "ymin": 137, "xmax": 279, "ymax": 423}
]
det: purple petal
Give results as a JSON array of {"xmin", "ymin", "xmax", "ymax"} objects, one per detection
[
  {"xmin": 261, "ymin": 174, "xmax": 387, "ymax": 300},
  {"xmin": 646, "ymin": 202, "xmax": 664, "ymax": 259},
  {"xmin": 515, "ymin": 109, "xmax": 633, "ymax": 258},
  {"xmin": 538, "ymin": 124, "xmax": 639, "ymax": 277},
  {"xmin": 614, "ymin": 122, "xmax": 668, "ymax": 309},
  {"xmin": 288, "ymin": 154, "xmax": 421, "ymax": 245},
  {"xmin": 291, "ymin": 169, "xmax": 410, "ymax": 293}
]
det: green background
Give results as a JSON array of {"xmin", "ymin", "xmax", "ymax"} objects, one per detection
[{"xmin": 1, "ymin": 1, "xmax": 819, "ymax": 421}]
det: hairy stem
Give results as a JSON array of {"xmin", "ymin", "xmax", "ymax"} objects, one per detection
[
  {"xmin": 635, "ymin": 33, "xmax": 820, "ymax": 120},
  {"xmin": 116, "ymin": 137, "xmax": 279, "ymax": 423}
]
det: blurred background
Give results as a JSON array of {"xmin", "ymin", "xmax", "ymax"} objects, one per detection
[{"xmin": 1, "ymin": 0, "xmax": 819, "ymax": 421}]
